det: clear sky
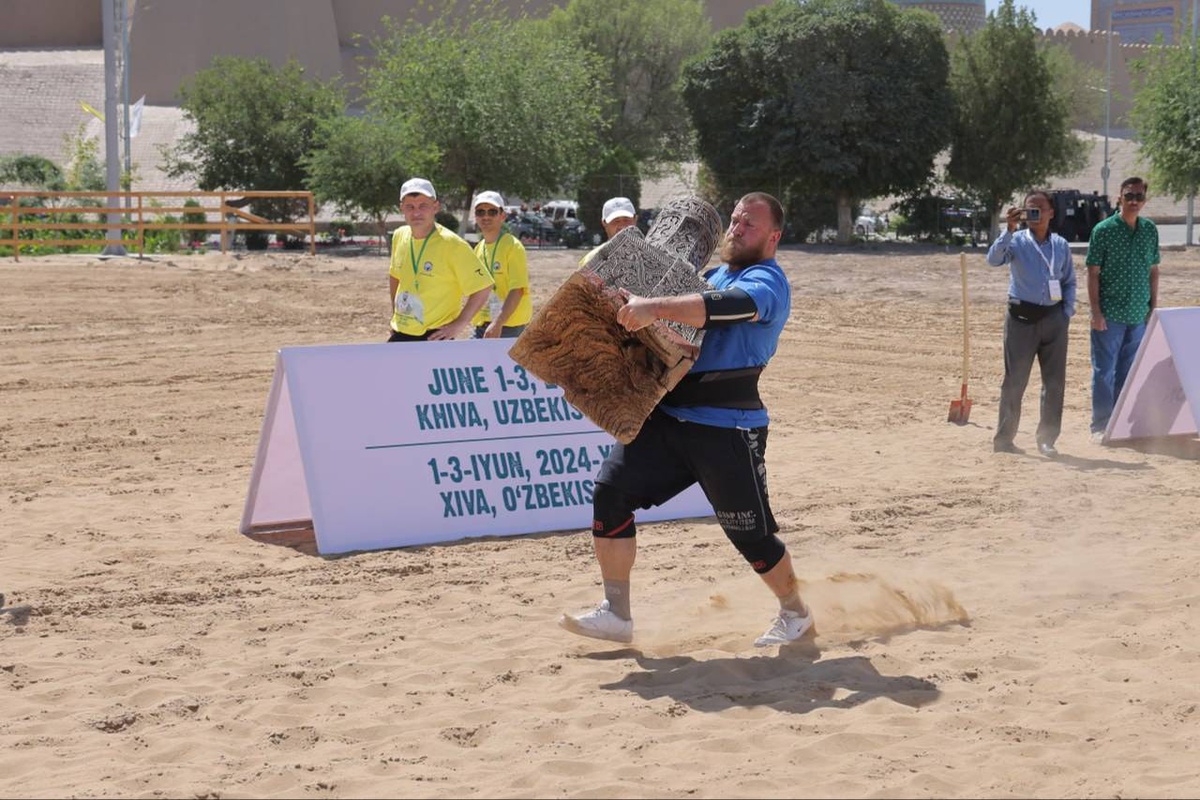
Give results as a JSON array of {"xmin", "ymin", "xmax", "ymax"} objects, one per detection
[{"xmin": 986, "ymin": 0, "xmax": 1094, "ymax": 30}]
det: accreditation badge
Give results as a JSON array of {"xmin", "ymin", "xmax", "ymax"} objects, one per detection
[
  {"xmin": 395, "ymin": 290, "xmax": 426, "ymax": 324},
  {"xmin": 1048, "ymin": 279, "xmax": 1062, "ymax": 303},
  {"xmin": 408, "ymin": 292, "xmax": 425, "ymax": 324}
]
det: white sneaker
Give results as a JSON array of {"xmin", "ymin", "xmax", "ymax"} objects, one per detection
[
  {"xmin": 559, "ymin": 600, "xmax": 634, "ymax": 643},
  {"xmin": 754, "ymin": 609, "xmax": 814, "ymax": 647},
  {"xmin": 1090, "ymin": 430, "xmax": 1106, "ymax": 445}
]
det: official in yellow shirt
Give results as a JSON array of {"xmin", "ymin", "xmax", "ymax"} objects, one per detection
[
  {"xmin": 469, "ymin": 190, "xmax": 532, "ymax": 338},
  {"xmin": 388, "ymin": 177, "xmax": 494, "ymax": 341}
]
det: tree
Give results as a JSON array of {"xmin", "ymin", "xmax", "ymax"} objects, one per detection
[
  {"xmin": 577, "ymin": 146, "xmax": 641, "ymax": 240},
  {"xmin": 359, "ymin": 4, "xmax": 606, "ymax": 214},
  {"xmin": 0, "ymin": 154, "xmax": 65, "ymax": 190},
  {"xmin": 546, "ymin": 0, "xmax": 712, "ymax": 179},
  {"xmin": 303, "ymin": 114, "xmax": 436, "ymax": 250},
  {"xmin": 681, "ymin": 0, "xmax": 953, "ymax": 243},
  {"xmin": 162, "ymin": 57, "xmax": 343, "ymax": 219},
  {"xmin": 1041, "ymin": 43, "xmax": 1104, "ymax": 132},
  {"xmin": 62, "ymin": 124, "xmax": 106, "ymax": 192},
  {"xmin": 947, "ymin": 0, "xmax": 1087, "ymax": 238},
  {"xmin": 1130, "ymin": 36, "xmax": 1200, "ymax": 209}
]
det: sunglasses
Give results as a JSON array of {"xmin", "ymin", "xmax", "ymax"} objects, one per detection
[
  {"xmin": 475, "ymin": 207, "xmax": 502, "ymax": 217},
  {"xmin": 1122, "ymin": 192, "xmax": 1146, "ymax": 202}
]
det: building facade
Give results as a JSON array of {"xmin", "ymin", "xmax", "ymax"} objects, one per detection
[
  {"xmin": 1092, "ymin": 0, "xmax": 1194, "ymax": 44},
  {"xmin": 891, "ymin": 0, "xmax": 988, "ymax": 32}
]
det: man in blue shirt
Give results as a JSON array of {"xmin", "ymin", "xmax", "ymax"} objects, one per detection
[
  {"xmin": 559, "ymin": 192, "xmax": 813, "ymax": 649},
  {"xmin": 986, "ymin": 190, "xmax": 1076, "ymax": 457}
]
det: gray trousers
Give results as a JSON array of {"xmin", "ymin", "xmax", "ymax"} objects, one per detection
[{"xmin": 995, "ymin": 308, "xmax": 1069, "ymax": 447}]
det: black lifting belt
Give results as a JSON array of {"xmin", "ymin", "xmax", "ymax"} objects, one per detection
[{"xmin": 660, "ymin": 366, "xmax": 765, "ymax": 410}]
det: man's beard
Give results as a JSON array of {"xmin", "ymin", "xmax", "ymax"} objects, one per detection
[{"xmin": 720, "ymin": 237, "xmax": 764, "ymax": 270}]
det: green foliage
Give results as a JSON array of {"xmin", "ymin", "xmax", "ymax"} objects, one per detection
[
  {"xmin": 577, "ymin": 147, "xmax": 640, "ymax": 239},
  {"xmin": 303, "ymin": 114, "xmax": 435, "ymax": 239},
  {"xmin": 62, "ymin": 124, "xmax": 106, "ymax": 192},
  {"xmin": 947, "ymin": 0, "xmax": 1087, "ymax": 232},
  {"xmin": 546, "ymin": 0, "xmax": 712, "ymax": 172},
  {"xmin": 145, "ymin": 215, "xmax": 183, "ymax": 253},
  {"xmin": 681, "ymin": 0, "xmax": 953, "ymax": 243},
  {"xmin": 0, "ymin": 154, "xmax": 65, "ymax": 190},
  {"xmin": 360, "ymin": 3, "xmax": 606, "ymax": 209},
  {"xmin": 182, "ymin": 198, "xmax": 207, "ymax": 246},
  {"xmin": 163, "ymin": 57, "xmax": 343, "ymax": 219},
  {"xmin": 783, "ymin": 194, "xmax": 841, "ymax": 245},
  {"xmin": 1130, "ymin": 39, "xmax": 1200, "ymax": 201},
  {"xmin": 329, "ymin": 219, "xmax": 355, "ymax": 240},
  {"xmin": 1041, "ymin": 44, "xmax": 1104, "ymax": 131},
  {"xmin": 435, "ymin": 210, "xmax": 460, "ymax": 233},
  {"xmin": 891, "ymin": 191, "xmax": 986, "ymax": 243}
]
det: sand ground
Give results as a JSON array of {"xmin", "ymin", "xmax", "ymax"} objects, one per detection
[{"xmin": 2, "ymin": 242, "xmax": 1199, "ymax": 798}]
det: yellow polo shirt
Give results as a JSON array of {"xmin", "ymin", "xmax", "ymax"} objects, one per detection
[
  {"xmin": 389, "ymin": 224, "xmax": 494, "ymax": 336},
  {"xmin": 471, "ymin": 231, "xmax": 533, "ymax": 328}
]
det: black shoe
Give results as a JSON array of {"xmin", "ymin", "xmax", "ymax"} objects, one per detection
[
  {"xmin": 1038, "ymin": 442, "xmax": 1059, "ymax": 458},
  {"xmin": 993, "ymin": 440, "xmax": 1022, "ymax": 454}
]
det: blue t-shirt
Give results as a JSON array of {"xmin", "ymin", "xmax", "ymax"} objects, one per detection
[{"xmin": 660, "ymin": 258, "xmax": 791, "ymax": 429}]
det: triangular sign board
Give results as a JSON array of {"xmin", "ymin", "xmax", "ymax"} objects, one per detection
[
  {"xmin": 240, "ymin": 341, "xmax": 712, "ymax": 555},
  {"xmin": 239, "ymin": 354, "xmax": 312, "ymax": 533},
  {"xmin": 1105, "ymin": 307, "xmax": 1200, "ymax": 442}
]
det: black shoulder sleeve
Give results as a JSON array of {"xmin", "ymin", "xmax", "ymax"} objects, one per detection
[{"xmin": 702, "ymin": 287, "xmax": 758, "ymax": 326}]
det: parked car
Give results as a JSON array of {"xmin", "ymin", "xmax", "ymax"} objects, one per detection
[
  {"xmin": 509, "ymin": 211, "xmax": 559, "ymax": 243},
  {"xmin": 539, "ymin": 199, "xmax": 595, "ymax": 248},
  {"xmin": 560, "ymin": 217, "xmax": 596, "ymax": 248},
  {"xmin": 855, "ymin": 213, "xmax": 886, "ymax": 236}
]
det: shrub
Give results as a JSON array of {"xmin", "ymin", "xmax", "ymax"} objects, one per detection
[
  {"xmin": 182, "ymin": 199, "xmax": 207, "ymax": 246},
  {"xmin": 330, "ymin": 218, "xmax": 355, "ymax": 238},
  {"xmin": 146, "ymin": 217, "xmax": 184, "ymax": 252}
]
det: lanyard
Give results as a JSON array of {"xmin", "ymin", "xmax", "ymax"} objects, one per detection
[
  {"xmin": 1028, "ymin": 231, "xmax": 1057, "ymax": 278},
  {"xmin": 408, "ymin": 227, "xmax": 434, "ymax": 288},
  {"xmin": 484, "ymin": 230, "xmax": 507, "ymax": 277}
]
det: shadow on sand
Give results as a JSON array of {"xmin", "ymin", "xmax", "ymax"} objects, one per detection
[{"xmin": 586, "ymin": 645, "xmax": 939, "ymax": 715}]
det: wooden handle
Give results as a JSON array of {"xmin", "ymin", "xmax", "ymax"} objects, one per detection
[{"xmin": 960, "ymin": 253, "xmax": 970, "ymax": 386}]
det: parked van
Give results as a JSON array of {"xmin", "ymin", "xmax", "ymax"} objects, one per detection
[
  {"xmin": 538, "ymin": 199, "xmax": 594, "ymax": 248},
  {"xmin": 541, "ymin": 200, "xmax": 579, "ymax": 223}
]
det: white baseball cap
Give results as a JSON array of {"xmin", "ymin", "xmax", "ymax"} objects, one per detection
[
  {"xmin": 602, "ymin": 196, "xmax": 636, "ymax": 224},
  {"xmin": 400, "ymin": 177, "xmax": 436, "ymax": 200},
  {"xmin": 472, "ymin": 190, "xmax": 505, "ymax": 212}
]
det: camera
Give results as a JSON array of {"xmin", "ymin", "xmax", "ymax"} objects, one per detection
[{"xmin": 1024, "ymin": 207, "xmax": 1041, "ymax": 222}]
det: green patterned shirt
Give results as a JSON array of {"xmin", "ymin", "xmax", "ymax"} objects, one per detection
[{"xmin": 1085, "ymin": 214, "xmax": 1160, "ymax": 325}]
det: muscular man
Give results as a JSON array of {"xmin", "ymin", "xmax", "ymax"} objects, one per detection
[{"xmin": 560, "ymin": 192, "xmax": 812, "ymax": 648}]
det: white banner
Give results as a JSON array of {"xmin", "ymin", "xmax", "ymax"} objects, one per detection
[
  {"xmin": 240, "ymin": 339, "xmax": 712, "ymax": 554},
  {"xmin": 129, "ymin": 95, "xmax": 145, "ymax": 138}
]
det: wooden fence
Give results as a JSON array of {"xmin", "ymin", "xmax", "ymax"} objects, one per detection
[{"xmin": 0, "ymin": 190, "xmax": 317, "ymax": 260}]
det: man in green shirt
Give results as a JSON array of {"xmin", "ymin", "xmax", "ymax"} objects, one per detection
[{"xmin": 1085, "ymin": 176, "xmax": 1160, "ymax": 439}]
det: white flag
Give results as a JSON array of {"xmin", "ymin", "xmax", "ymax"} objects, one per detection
[{"xmin": 129, "ymin": 95, "xmax": 145, "ymax": 138}]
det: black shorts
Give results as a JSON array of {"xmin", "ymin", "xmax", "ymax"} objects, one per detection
[
  {"xmin": 596, "ymin": 409, "xmax": 779, "ymax": 537},
  {"xmin": 388, "ymin": 329, "xmax": 435, "ymax": 342}
]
